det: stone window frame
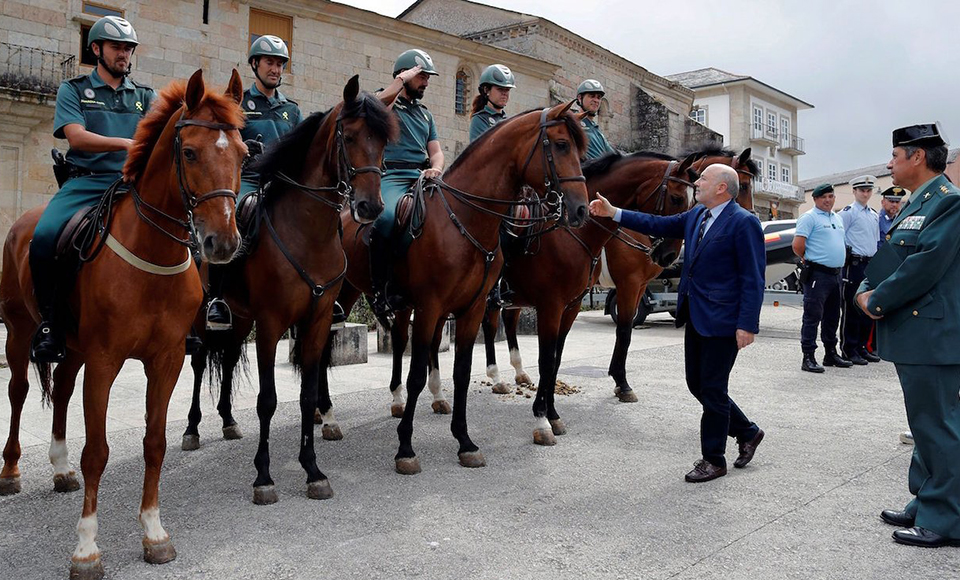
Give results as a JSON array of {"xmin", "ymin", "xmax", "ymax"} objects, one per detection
[
  {"xmin": 781, "ymin": 165, "xmax": 791, "ymax": 184},
  {"xmin": 78, "ymin": 2, "xmax": 125, "ymax": 68},
  {"xmin": 767, "ymin": 159, "xmax": 778, "ymax": 182},
  {"xmin": 766, "ymin": 110, "xmax": 778, "ymax": 136},
  {"xmin": 689, "ymin": 105, "xmax": 707, "ymax": 125},
  {"xmin": 455, "ymin": 68, "xmax": 470, "ymax": 116},
  {"xmin": 752, "ymin": 105, "xmax": 763, "ymax": 131}
]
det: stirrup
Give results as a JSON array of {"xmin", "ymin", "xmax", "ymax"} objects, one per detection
[
  {"xmin": 205, "ymin": 298, "xmax": 233, "ymax": 331},
  {"xmin": 330, "ymin": 301, "xmax": 346, "ymax": 331},
  {"xmin": 371, "ymin": 293, "xmax": 395, "ymax": 330}
]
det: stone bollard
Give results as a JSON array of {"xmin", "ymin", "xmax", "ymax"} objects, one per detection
[
  {"xmin": 287, "ymin": 323, "xmax": 367, "ymax": 366},
  {"xmin": 377, "ymin": 319, "xmax": 452, "ymax": 354}
]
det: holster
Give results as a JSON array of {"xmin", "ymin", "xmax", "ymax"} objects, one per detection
[{"xmin": 798, "ymin": 262, "xmax": 812, "ymax": 286}]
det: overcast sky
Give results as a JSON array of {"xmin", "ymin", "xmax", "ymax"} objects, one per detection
[{"xmin": 336, "ymin": 0, "xmax": 960, "ymax": 180}]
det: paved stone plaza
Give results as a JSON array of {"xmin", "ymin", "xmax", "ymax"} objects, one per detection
[{"xmin": 0, "ymin": 304, "xmax": 957, "ymax": 579}]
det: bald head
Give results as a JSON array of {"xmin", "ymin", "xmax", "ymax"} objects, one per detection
[{"xmin": 695, "ymin": 163, "xmax": 739, "ymax": 209}]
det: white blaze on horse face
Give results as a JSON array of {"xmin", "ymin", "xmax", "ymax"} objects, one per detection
[
  {"xmin": 139, "ymin": 506, "xmax": 168, "ymax": 543},
  {"xmin": 73, "ymin": 514, "xmax": 99, "ymax": 560},
  {"xmin": 215, "ymin": 130, "xmax": 229, "ymax": 150},
  {"xmin": 49, "ymin": 438, "xmax": 71, "ymax": 476}
]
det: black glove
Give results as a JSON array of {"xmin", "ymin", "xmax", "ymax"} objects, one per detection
[{"xmin": 244, "ymin": 137, "xmax": 264, "ymax": 158}]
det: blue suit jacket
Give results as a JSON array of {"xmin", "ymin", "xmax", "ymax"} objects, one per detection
[{"xmin": 619, "ymin": 202, "xmax": 765, "ymax": 337}]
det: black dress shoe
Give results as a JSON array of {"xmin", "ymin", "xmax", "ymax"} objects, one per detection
[
  {"xmin": 880, "ymin": 509, "xmax": 915, "ymax": 528},
  {"xmin": 185, "ymin": 334, "xmax": 204, "ymax": 355},
  {"xmin": 734, "ymin": 429, "xmax": 764, "ymax": 468},
  {"xmin": 859, "ymin": 348, "xmax": 881, "ymax": 363},
  {"xmin": 892, "ymin": 526, "xmax": 960, "ymax": 548},
  {"xmin": 845, "ymin": 350, "xmax": 868, "ymax": 365},
  {"xmin": 684, "ymin": 459, "xmax": 727, "ymax": 483},
  {"xmin": 822, "ymin": 350, "xmax": 853, "ymax": 368},
  {"xmin": 30, "ymin": 321, "xmax": 66, "ymax": 363},
  {"xmin": 801, "ymin": 354, "xmax": 824, "ymax": 373}
]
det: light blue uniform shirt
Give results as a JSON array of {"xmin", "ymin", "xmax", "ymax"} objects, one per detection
[
  {"xmin": 839, "ymin": 201, "xmax": 879, "ymax": 257},
  {"xmin": 795, "ymin": 207, "xmax": 846, "ymax": 268}
]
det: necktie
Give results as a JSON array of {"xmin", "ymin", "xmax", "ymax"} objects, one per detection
[{"xmin": 696, "ymin": 210, "xmax": 712, "ymax": 247}]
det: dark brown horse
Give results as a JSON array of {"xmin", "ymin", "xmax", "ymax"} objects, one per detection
[
  {"xmin": 180, "ymin": 76, "xmax": 396, "ymax": 504},
  {"xmin": 476, "ymin": 151, "xmax": 698, "ymax": 444},
  {"xmin": 604, "ymin": 147, "xmax": 758, "ymax": 402},
  {"xmin": 0, "ymin": 69, "xmax": 245, "ymax": 579},
  {"xmin": 321, "ymin": 103, "xmax": 589, "ymax": 474}
]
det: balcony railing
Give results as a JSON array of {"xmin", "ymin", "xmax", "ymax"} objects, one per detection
[
  {"xmin": 0, "ymin": 42, "xmax": 76, "ymax": 96},
  {"xmin": 750, "ymin": 123, "xmax": 779, "ymax": 144},
  {"xmin": 753, "ymin": 178, "xmax": 804, "ymax": 201},
  {"xmin": 779, "ymin": 132, "xmax": 805, "ymax": 154}
]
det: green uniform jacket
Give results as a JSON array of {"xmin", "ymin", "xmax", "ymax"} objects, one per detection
[
  {"xmin": 858, "ymin": 174, "xmax": 960, "ymax": 364},
  {"xmin": 581, "ymin": 116, "xmax": 615, "ymax": 160},
  {"xmin": 240, "ymin": 85, "xmax": 302, "ymax": 186},
  {"xmin": 469, "ymin": 105, "xmax": 506, "ymax": 142}
]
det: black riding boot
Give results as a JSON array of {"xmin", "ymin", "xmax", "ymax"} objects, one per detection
[
  {"xmin": 369, "ymin": 232, "xmax": 396, "ymax": 330},
  {"xmin": 205, "ymin": 264, "xmax": 232, "ymax": 331},
  {"xmin": 28, "ymin": 252, "xmax": 66, "ymax": 363}
]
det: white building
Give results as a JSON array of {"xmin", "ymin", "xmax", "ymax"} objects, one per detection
[{"xmin": 665, "ymin": 68, "xmax": 813, "ymax": 220}]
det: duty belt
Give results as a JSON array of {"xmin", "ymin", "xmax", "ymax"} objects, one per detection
[
  {"xmin": 384, "ymin": 160, "xmax": 430, "ymax": 171},
  {"xmin": 808, "ymin": 262, "xmax": 841, "ymax": 275}
]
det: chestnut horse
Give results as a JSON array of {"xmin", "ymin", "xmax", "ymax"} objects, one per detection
[
  {"xmin": 0, "ymin": 69, "xmax": 245, "ymax": 579},
  {"xmin": 604, "ymin": 147, "xmax": 758, "ymax": 402},
  {"xmin": 321, "ymin": 103, "xmax": 589, "ymax": 474},
  {"xmin": 477, "ymin": 151, "xmax": 698, "ymax": 444},
  {"xmin": 179, "ymin": 76, "xmax": 396, "ymax": 504}
]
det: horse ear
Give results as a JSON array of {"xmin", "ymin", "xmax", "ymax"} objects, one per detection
[
  {"xmin": 677, "ymin": 152, "xmax": 697, "ymax": 176},
  {"xmin": 225, "ymin": 69, "xmax": 243, "ymax": 105},
  {"xmin": 344, "ymin": 74, "xmax": 360, "ymax": 104},
  {"xmin": 185, "ymin": 69, "xmax": 204, "ymax": 111},
  {"xmin": 576, "ymin": 111, "xmax": 589, "ymax": 121},
  {"xmin": 737, "ymin": 147, "xmax": 752, "ymax": 168}
]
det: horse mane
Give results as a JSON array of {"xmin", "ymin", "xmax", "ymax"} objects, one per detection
[
  {"xmin": 123, "ymin": 80, "xmax": 246, "ymax": 181},
  {"xmin": 448, "ymin": 107, "xmax": 587, "ymax": 175},
  {"xmin": 682, "ymin": 144, "xmax": 760, "ymax": 176},
  {"xmin": 582, "ymin": 150, "xmax": 676, "ymax": 179},
  {"xmin": 252, "ymin": 92, "xmax": 397, "ymax": 189}
]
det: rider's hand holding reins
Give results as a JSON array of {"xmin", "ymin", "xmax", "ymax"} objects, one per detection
[{"xmin": 589, "ymin": 192, "xmax": 616, "ymax": 218}]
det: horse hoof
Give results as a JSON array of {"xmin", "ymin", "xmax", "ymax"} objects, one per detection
[
  {"xmin": 253, "ymin": 485, "xmax": 278, "ymax": 505},
  {"xmin": 491, "ymin": 383, "xmax": 511, "ymax": 395},
  {"xmin": 617, "ymin": 390, "xmax": 638, "ymax": 403},
  {"xmin": 54, "ymin": 472, "xmax": 81, "ymax": 493},
  {"xmin": 307, "ymin": 479, "xmax": 334, "ymax": 500},
  {"xmin": 181, "ymin": 434, "xmax": 200, "ymax": 451},
  {"xmin": 549, "ymin": 419, "xmax": 567, "ymax": 436},
  {"xmin": 390, "ymin": 403, "xmax": 405, "ymax": 419},
  {"xmin": 143, "ymin": 537, "xmax": 177, "ymax": 565},
  {"xmin": 431, "ymin": 400, "xmax": 452, "ymax": 415},
  {"xmin": 70, "ymin": 556, "xmax": 104, "ymax": 580},
  {"xmin": 516, "ymin": 373, "xmax": 533, "ymax": 385},
  {"xmin": 395, "ymin": 457, "xmax": 421, "ymax": 475},
  {"xmin": 314, "ymin": 408, "xmax": 323, "ymax": 424},
  {"xmin": 458, "ymin": 451, "xmax": 486, "ymax": 468},
  {"xmin": 321, "ymin": 424, "xmax": 343, "ymax": 441},
  {"xmin": 222, "ymin": 424, "xmax": 243, "ymax": 440},
  {"xmin": 533, "ymin": 428, "xmax": 557, "ymax": 446},
  {"xmin": 0, "ymin": 476, "xmax": 21, "ymax": 496}
]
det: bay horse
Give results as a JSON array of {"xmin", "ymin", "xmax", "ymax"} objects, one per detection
[
  {"xmin": 603, "ymin": 147, "xmax": 757, "ymax": 402},
  {"xmin": 0, "ymin": 69, "xmax": 245, "ymax": 579},
  {"xmin": 180, "ymin": 76, "xmax": 396, "ymax": 504},
  {"xmin": 321, "ymin": 102, "xmax": 589, "ymax": 474},
  {"xmin": 477, "ymin": 151, "xmax": 698, "ymax": 444}
]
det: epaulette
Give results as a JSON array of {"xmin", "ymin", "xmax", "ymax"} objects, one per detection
[
  {"xmin": 868, "ymin": 207, "xmax": 877, "ymax": 213},
  {"xmin": 130, "ymin": 79, "xmax": 154, "ymax": 91},
  {"xmin": 939, "ymin": 183, "xmax": 958, "ymax": 195},
  {"xmin": 284, "ymin": 97, "xmax": 299, "ymax": 106},
  {"xmin": 841, "ymin": 205, "xmax": 851, "ymax": 211},
  {"xmin": 65, "ymin": 74, "xmax": 89, "ymax": 86}
]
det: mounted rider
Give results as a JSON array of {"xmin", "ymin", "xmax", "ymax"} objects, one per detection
[
  {"xmin": 370, "ymin": 48, "xmax": 444, "ymax": 328},
  {"xmin": 576, "ymin": 79, "xmax": 615, "ymax": 160},
  {"xmin": 31, "ymin": 15, "xmax": 155, "ymax": 363},
  {"xmin": 469, "ymin": 64, "xmax": 515, "ymax": 142},
  {"xmin": 205, "ymin": 33, "xmax": 303, "ymax": 330}
]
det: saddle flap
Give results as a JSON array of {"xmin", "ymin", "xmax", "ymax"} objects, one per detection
[{"xmin": 55, "ymin": 206, "xmax": 98, "ymax": 260}]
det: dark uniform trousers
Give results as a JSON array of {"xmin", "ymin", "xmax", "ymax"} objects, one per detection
[
  {"xmin": 841, "ymin": 258, "xmax": 872, "ymax": 354},
  {"xmin": 684, "ymin": 321, "xmax": 760, "ymax": 469},
  {"xmin": 801, "ymin": 267, "xmax": 842, "ymax": 354}
]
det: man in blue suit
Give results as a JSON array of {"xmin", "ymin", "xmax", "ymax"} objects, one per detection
[{"xmin": 590, "ymin": 163, "xmax": 766, "ymax": 482}]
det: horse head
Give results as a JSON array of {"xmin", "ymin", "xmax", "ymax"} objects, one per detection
[
  {"xmin": 731, "ymin": 147, "xmax": 757, "ymax": 211},
  {"xmin": 649, "ymin": 153, "xmax": 697, "ymax": 267}
]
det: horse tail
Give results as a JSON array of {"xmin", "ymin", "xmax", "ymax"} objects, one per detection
[
  {"xmin": 290, "ymin": 325, "xmax": 303, "ymax": 377},
  {"xmin": 33, "ymin": 362, "xmax": 53, "ymax": 407},
  {"xmin": 204, "ymin": 331, "xmax": 249, "ymax": 403}
]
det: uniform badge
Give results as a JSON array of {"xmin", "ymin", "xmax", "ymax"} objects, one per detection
[
  {"xmin": 282, "ymin": 111, "xmax": 288, "ymax": 120},
  {"xmin": 900, "ymin": 216, "xmax": 925, "ymax": 230},
  {"xmin": 136, "ymin": 101, "xmax": 143, "ymax": 111},
  {"xmin": 580, "ymin": 121, "xmax": 587, "ymax": 127},
  {"xmin": 941, "ymin": 185, "xmax": 949, "ymax": 193},
  {"xmin": 247, "ymin": 100, "xmax": 256, "ymax": 110},
  {"xmin": 84, "ymin": 88, "xmax": 95, "ymax": 99},
  {"xmin": 924, "ymin": 193, "xmax": 931, "ymax": 199},
  {"xmin": 488, "ymin": 117, "xmax": 496, "ymax": 125}
]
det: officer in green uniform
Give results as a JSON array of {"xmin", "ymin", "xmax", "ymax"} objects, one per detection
[
  {"xmin": 30, "ymin": 15, "xmax": 155, "ymax": 362},
  {"xmin": 856, "ymin": 123, "xmax": 960, "ymax": 548},
  {"xmin": 205, "ymin": 34, "xmax": 302, "ymax": 330},
  {"xmin": 469, "ymin": 64, "xmax": 515, "ymax": 142},
  {"xmin": 370, "ymin": 49, "xmax": 444, "ymax": 327},
  {"xmin": 576, "ymin": 79, "xmax": 615, "ymax": 160}
]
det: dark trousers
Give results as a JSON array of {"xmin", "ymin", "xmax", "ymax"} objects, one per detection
[
  {"xmin": 684, "ymin": 324, "xmax": 760, "ymax": 468},
  {"xmin": 841, "ymin": 259, "xmax": 871, "ymax": 355},
  {"xmin": 801, "ymin": 268, "xmax": 842, "ymax": 355}
]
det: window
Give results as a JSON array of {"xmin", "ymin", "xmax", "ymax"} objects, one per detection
[
  {"xmin": 767, "ymin": 160, "xmax": 777, "ymax": 181},
  {"xmin": 766, "ymin": 111, "xmax": 777, "ymax": 135},
  {"xmin": 781, "ymin": 166, "xmax": 790, "ymax": 183},
  {"xmin": 755, "ymin": 159, "xmax": 763, "ymax": 175},
  {"xmin": 249, "ymin": 9, "xmax": 293, "ymax": 68},
  {"xmin": 781, "ymin": 117, "xmax": 790, "ymax": 138},
  {"xmin": 79, "ymin": 2, "xmax": 124, "ymax": 67},
  {"xmin": 753, "ymin": 106, "xmax": 763, "ymax": 130},
  {"xmin": 690, "ymin": 107, "xmax": 706, "ymax": 125},
  {"xmin": 455, "ymin": 69, "xmax": 469, "ymax": 116}
]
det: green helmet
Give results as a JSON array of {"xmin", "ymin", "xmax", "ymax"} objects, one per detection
[
  {"xmin": 577, "ymin": 79, "xmax": 605, "ymax": 97},
  {"xmin": 88, "ymin": 15, "xmax": 139, "ymax": 48},
  {"xmin": 393, "ymin": 49, "xmax": 439, "ymax": 77},
  {"xmin": 248, "ymin": 35, "xmax": 289, "ymax": 64},
  {"xmin": 479, "ymin": 64, "xmax": 516, "ymax": 89}
]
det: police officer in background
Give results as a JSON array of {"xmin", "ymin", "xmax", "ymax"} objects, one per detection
[
  {"xmin": 792, "ymin": 184, "xmax": 851, "ymax": 372},
  {"xmin": 878, "ymin": 186, "xmax": 905, "ymax": 248},
  {"xmin": 30, "ymin": 15, "xmax": 155, "ymax": 362},
  {"xmin": 371, "ymin": 49, "xmax": 444, "ymax": 327},
  {"xmin": 857, "ymin": 123, "xmax": 960, "ymax": 548},
  {"xmin": 469, "ymin": 64, "xmax": 515, "ymax": 142},
  {"xmin": 839, "ymin": 175, "xmax": 881, "ymax": 364},
  {"xmin": 576, "ymin": 79, "xmax": 615, "ymax": 160},
  {"xmin": 206, "ymin": 34, "xmax": 303, "ymax": 331}
]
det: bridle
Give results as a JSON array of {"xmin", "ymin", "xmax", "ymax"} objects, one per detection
[{"xmin": 518, "ymin": 107, "xmax": 587, "ymax": 224}]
